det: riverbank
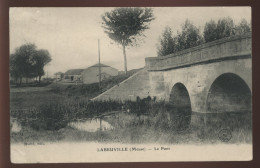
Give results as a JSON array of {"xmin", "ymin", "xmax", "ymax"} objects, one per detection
[
  {"xmin": 11, "ymin": 111, "xmax": 252, "ymax": 145},
  {"xmin": 10, "ymin": 84, "xmax": 252, "ymax": 145}
]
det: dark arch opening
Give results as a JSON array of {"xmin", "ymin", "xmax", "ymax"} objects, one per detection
[
  {"xmin": 206, "ymin": 73, "xmax": 251, "ymax": 113},
  {"xmin": 168, "ymin": 83, "xmax": 192, "ymax": 130}
]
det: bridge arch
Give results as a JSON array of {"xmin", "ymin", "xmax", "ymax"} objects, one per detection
[
  {"xmin": 206, "ymin": 73, "xmax": 252, "ymax": 113},
  {"xmin": 169, "ymin": 83, "xmax": 192, "ymax": 128}
]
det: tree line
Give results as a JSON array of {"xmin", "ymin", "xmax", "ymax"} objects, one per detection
[
  {"xmin": 157, "ymin": 17, "xmax": 251, "ymax": 57},
  {"xmin": 101, "ymin": 8, "xmax": 250, "ymax": 73},
  {"xmin": 10, "ymin": 43, "xmax": 52, "ymax": 84}
]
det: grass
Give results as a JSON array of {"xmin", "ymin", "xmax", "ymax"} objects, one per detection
[
  {"xmin": 10, "ymin": 75, "xmax": 252, "ymax": 144},
  {"xmin": 43, "ymin": 67, "xmax": 143, "ymax": 98},
  {"xmin": 11, "ymin": 112, "xmax": 252, "ymax": 144},
  {"xmin": 10, "ymin": 101, "xmax": 252, "ymax": 144},
  {"xmin": 10, "ymin": 67, "xmax": 143, "ymax": 109},
  {"xmin": 99, "ymin": 68, "xmax": 143, "ymax": 91},
  {"xmin": 10, "ymin": 89, "xmax": 65, "ymax": 109}
]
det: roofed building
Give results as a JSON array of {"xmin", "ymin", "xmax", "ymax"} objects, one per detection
[
  {"xmin": 81, "ymin": 63, "xmax": 118, "ymax": 84},
  {"xmin": 54, "ymin": 72, "xmax": 64, "ymax": 81},
  {"xmin": 64, "ymin": 69, "xmax": 83, "ymax": 81}
]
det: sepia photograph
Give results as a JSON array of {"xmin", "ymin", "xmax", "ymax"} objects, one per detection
[{"xmin": 9, "ymin": 7, "xmax": 252, "ymax": 163}]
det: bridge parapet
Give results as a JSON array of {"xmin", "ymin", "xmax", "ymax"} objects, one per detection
[{"xmin": 145, "ymin": 33, "xmax": 251, "ymax": 71}]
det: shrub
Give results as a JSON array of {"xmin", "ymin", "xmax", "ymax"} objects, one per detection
[{"xmin": 30, "ymin": 103, "xmax": 70, "ymax": 131}]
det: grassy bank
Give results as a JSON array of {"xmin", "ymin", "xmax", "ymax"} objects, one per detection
[
  {"xmin": 10, "ymin": 67, "xmax": 143, "ymax": 109},
  {"xmin": 10, "ymin": 95, "xmax": 252, "ymax": 144},
  {"xmin": 10, "ymin": 77, "xmax": 252, "ymax": 144},
  {"xmin": 11, "ymin": 111, "xmax": 252, "ymax": 144}
]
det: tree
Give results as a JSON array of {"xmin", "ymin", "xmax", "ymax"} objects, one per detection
[
  {"xmin": 10, "ymin": 43, "xmax": 37, "ymax": 84},
  {"xmin": 204, "ymin": 17, "xmax": 250, "ymax": 43},
  {"xmin": 102, "ymin": 7, "xmax": 154, "ymax": 74},
  {"xmin": 10, "ymin": 54, "xmax": 22, "ymax": 84},
  {"xmin": 9, "ymin": 43, "xmax": 51, "ymax": 84},
  {"xmin": 234, "ymin": 19, "xmax": 251, "ymax": 35},
  {"xmin": 157, "ymin": 26, "xmax": 177, "ymax": 56},
  {"xmin": 204, "ymin": 20, "xmax": 218, "ymax": 43},
  {"xmin": 176, "ymin": 20, "xmax": 203, "ymax": 51},
  {"xmin": 31, "ymin": 49, "xmax": 52, "ymax": 83},
  {"xmin": 215, "ymin": 17, "xmax": 235, "ymax": 39}
]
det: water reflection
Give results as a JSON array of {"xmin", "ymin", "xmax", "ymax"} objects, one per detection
[
  {"xmin": 69, "ymin": 119, "xmax": 114, "ymax": 132},
  {"xmin": 11, "ymin": 119, "xmax": 22, "ymax": 133}
]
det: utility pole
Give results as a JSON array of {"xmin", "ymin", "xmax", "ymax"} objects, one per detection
[
  {"xmin": 98, "ymin": 39, "xmax": 101, "ymax": 91},
  {"xmin": 56, "ymin": 73, "xmax": 57, "ymax": 88}
]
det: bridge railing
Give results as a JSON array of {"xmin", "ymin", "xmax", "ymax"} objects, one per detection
[{"xmin": 145, "ymin": 33, "xmax": 252, "ymax": 71}]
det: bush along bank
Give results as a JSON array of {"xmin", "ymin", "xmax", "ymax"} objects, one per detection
[
  {"xmin": 11, "ymin": 96, "xmax": 192, "ymax": 131},
  {"xmin": 11, "ymin": 96, "xmax": 252, "ymax": 144}
]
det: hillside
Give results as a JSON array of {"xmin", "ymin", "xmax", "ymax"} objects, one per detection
[
  {"xmin": 93, "ymin": 68, "xmax": 151, "ymax": 101},
  {"xmin": 100, "ymin": 68, "xmax": 143, "ymax": 92}
]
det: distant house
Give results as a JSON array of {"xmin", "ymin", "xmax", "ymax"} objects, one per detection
[
  {"xmin": 54, "ymin": 72, "xmax": 64, "ymax": 81},
  {"xmin": 81, "ymin": 63, "xmax": 118, "ymax": 84},
  {"xmin": 64, "ymin": 69, "xmax": 83, "ymax": 81}
]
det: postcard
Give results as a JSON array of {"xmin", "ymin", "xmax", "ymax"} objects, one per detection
[{"xmin": 9, "ymin": 7, "xmax": 252, "ymax": 163}]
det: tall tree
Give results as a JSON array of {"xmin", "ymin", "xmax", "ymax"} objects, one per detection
[
  {"xmin": 31, "ymin": 49, "xmax": 52, "ymax": 83},
  {"xmin": 176, "ymin": 20, "xmax": 203, "ymax": 51},
  {"xmin": 10, "ymin": 43, "xmax": 37, "ymax": 84},
  {"xmin": 10, "ymin": 54, "xmax": 22, "ymax": 84},
  {"xmin": 157, "ymin": 26, "xmax": 177, "ymax": 56},
  {"xmin": 204, "ymin": 20, "xmax": 218, "ymax": 43},
  {"xmin": 102, "ymin": 7, "xmax": 154, "ymax": 74},
  {"xmin": 234, "ymin": 18, "xmax": 251, "ymax": 35},
  {"xmin": 216, "ymin": 17, "xmax": 235, "ymax": 39},
  {"xmin": 9, "ymin": 43, "xmax": 51, "ymax": 84}
]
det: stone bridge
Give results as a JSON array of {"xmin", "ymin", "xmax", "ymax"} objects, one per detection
[
  {"xmin": 146, "ymin": 33, "xmax": 252, "ymax": 114},
  {"xmin": 94, "ymin": 33, "xmax": 252, "ymax": 118}
]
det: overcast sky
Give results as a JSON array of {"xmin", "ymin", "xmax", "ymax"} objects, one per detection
[{"xmin": 9, "ymin": 7, "xmax": 251, "ymax": 77}]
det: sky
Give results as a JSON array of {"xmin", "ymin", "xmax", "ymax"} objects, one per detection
[{"xmin": 9, "ymin": 7, "xmax": 251, "ymax": 77}]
